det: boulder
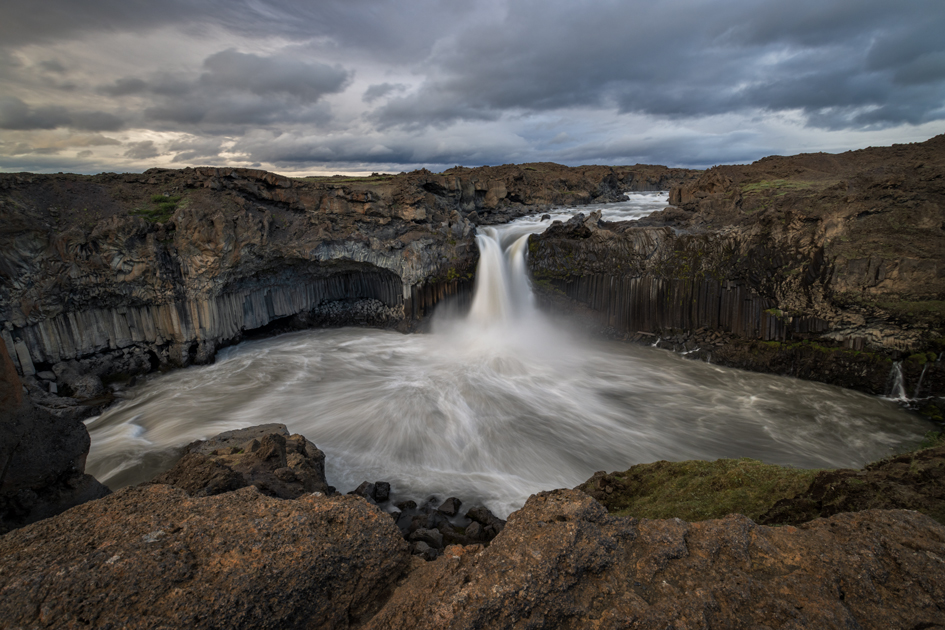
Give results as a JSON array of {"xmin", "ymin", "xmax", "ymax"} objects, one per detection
[
  {"xmin": 0, "ymin": 484, "xmax": 410, "ymax": 629},
  {"xmin": 150, "ymin": 424, "xmax": 333, "ymax": 498}
]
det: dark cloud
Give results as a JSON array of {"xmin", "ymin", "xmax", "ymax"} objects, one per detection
[
  {"xmin": 371, "ymin": 0, "xmax": 945, "ymax": 131},
  {"xmin": 123, "ymin": 140, "xmax": 160, "ymax": 159},
  {"xmin": 99, "ymin": 50, "xmax": 350, "ymax": 132},
  {"xmin": 2, "ymin": 0, "xmax": 944, "ymax": 174},
  {"xmin": 0, "ymin": 98, "xmax": 71, "ymax": 130},
  {"xmin": 98, "ymin": 78, "xmax": 148, "ymax": 97},
  {"xmin": 0, "ymin": 97, "xmax": 124, "ymax": 131},
  {"xmin": 167, "ymin": 137, "xmax": 225, "ymax": 162},
  {"xmin": 38, "ymin": 59, "xmax": 67, "ymax": 73},
  {"xmin": 200, "ymin": 50, "xmax": 350, "ymax": 99}
]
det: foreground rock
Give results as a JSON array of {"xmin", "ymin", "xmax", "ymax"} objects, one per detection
[
  {"xmin": 369, "ymin": 490, "xmax": 945, "ymax": 629},
  {"xmin": 2, "ymin": 482, "xmax": 944, "ymax": 628},
  {"xmin": 760, "ymin": 443, "xmax": 945, "ymax": 526},
  {"xmin": 150, "ymin": 423, "xmax": 334, "ymax": 498},
  {"xmin": 0, "ymin": 484, "xmax": 409, "ymax": 629}
]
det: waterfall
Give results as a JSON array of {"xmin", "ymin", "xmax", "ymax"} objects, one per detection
[
  {"xmin": 467, "ymin": 227, "xmax": 538, "ymax": 326},
  {"xmin": 887, "ymin": 361, "xmax": 908, "ymax": 401},
  {"xmin": 914, "ymin": 362, "xmax": 930, "ymax": 399}
]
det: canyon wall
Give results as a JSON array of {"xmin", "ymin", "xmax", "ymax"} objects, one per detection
[
  {"xmin": 529, "ymin": 136, "xmax": 945, "ymax": 401},
  {"xmin": 0, "ymin": 163, "xmax": 695, "ymax": 403}
]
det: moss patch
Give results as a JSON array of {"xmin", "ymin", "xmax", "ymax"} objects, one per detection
[
  {"xmin": 578, "ymin": 458, "xmax": 819, "ymax": 522},
  {"xmin": 131, "ymin": 194, "xmax": 182, "ymax": 223}
]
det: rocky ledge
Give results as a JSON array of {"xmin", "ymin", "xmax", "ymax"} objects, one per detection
[{"xmin": 1, "ymin": 425, "xmax": 944, "ymax": 629}]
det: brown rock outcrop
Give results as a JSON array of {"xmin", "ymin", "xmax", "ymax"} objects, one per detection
[
  {"xmin": 760, "ymin": 444, "xmax": 945, "ymax": 526},
  {"xmin": 2, "ymin": 483, "xmax": 944, "ymax": 628},
  {"xmin": 150, "ymin": 423, "xmax": 333, "ymax": 498},
  {"xmin": 0, "ymin": 484, "xmax": 410, "ymax": 629},
  {"xmin": 369, "ymin": 489, "xmax": 945, "ymax": 629}
]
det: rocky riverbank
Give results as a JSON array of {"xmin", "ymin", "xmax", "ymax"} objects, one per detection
[{"xmin": 2, "ymin": 422, "xmax": 944, "ymax": 629}]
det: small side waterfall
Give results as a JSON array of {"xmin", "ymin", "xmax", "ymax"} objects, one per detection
[
  {"xmin": 914, "ymin": 362, "xmax": 930, "ymax": 399},
  {"xmin": 887, "ymin": 361, "xmax": 908, "ymax": 401}
]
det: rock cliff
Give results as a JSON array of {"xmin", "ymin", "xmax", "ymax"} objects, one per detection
[
  {"xmin": 0, "ymin": 163, "xmax": 693, "ymax": 405},
  {"xmin": 529, "ymin": 135, "xmax": 945, "ymax": 404}
]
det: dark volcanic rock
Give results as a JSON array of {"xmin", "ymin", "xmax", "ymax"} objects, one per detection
[
  {"xmin": 0, "ymin": 484, "xmax": 410, "ymax": 630},
  {"xmin": 367, "ymin": 489, "xmax": 945, "ymax": 630},
  {"xmin": 150, "ymin": 423, "xmax": 333, "ymax": 498},
  {"xmin": 760, "ymin": 444, "xmax": 945, "ymax": 526},
  {"xmin": 0, "ymin": 338, "xmax": 108, "ymax": 534}
]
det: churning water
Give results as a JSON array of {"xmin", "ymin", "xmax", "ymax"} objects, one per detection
[{"xmin": 85, "ymin": 193, "xmax": 932, "ymax": 517}]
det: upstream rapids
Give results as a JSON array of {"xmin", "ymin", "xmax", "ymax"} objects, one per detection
[{"xmin": 85, "ymin": 193, "xmax": 932, "ymax": 517}]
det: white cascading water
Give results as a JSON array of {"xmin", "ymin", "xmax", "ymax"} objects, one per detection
[{"xmin": 84, "ymin": 193, "xmax": 934, "ymax": 517}]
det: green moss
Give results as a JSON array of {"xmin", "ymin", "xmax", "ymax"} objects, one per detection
[
  {"xmin": 133, "ymin": 194, "xmax": 182, "ymax": 223},
  {"xmin": 581, "ymin": 458, "xmax": 819, "ymax": 522},
  {"xmin": 919, "ymin": 431, "xmax": 945, "ymax": 449}
]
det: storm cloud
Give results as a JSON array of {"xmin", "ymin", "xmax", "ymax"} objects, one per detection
[{"xmin": 1, "ymin": 0, "xmax": 943, "ymax": 174}]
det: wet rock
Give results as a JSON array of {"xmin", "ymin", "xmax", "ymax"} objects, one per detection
[
  {"xmin": 409, "ymin": 527, "xmax": 444, "ymax": 549},
  {"xmin": 367, "ymin": 489, "xmax": 945, "ymax": 630},
  {"xmin": 0, "ymin": 484, "xmax": 409, "ymax": 629},
  {"xmin": 351, "ymin": 481, "xmax": 377, "ymax": 502},
  {"xmin": 52, "ymin": 361, "xmax": 105, "ymax": 399},
  {"xmin": 411, "ymin": 540, "xmax": 438, "ymax": 561},
  {"xmin": 150, "ymin": 424, "xmax": 333, "ymax": 498},
  {"xmin": 437, "ymin": 496, "xmax": 462, "ymax": 516},
  {"xmin": 374, "ymin": 480, "xmax": 391, "ymax": 502}
]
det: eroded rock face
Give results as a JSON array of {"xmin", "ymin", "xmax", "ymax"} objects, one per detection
[
  {"xmin": 0, "ymin": 484, "xmax": 410, "ymax": 630},
  {"xmin": 368, "ymin": 489, "xmax": 945, "ymax": 629},
  {"xmin": 150, "ymin": 423, "xmax": 333, "ymax": 498},
  {"xmin": 0, "ymin": 163, "xmax": 696, "ymax": 401}
]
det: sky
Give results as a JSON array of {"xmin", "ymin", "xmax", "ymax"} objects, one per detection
[{"xmin": 1, "ymin": 0, "xmax": 944, "ymax": 175}]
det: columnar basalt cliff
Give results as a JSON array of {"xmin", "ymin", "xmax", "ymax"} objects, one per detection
[
  {"xmin": 529, "ymin": 136, "xmax": 945, "ymax": 404},
  {"xmin": 0, "ymin": 163, "xmax": 693, "ymax": 391}
]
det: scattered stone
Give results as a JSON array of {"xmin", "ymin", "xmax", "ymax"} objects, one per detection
[
  {"xmin": 410, "ymin": 540, "xmax": 438, "ymax": 561},
  {"xmin": 374, "ymin": 480, "xmax": 391, "ymax": 502},
  {"xmin": 408, "ymin": 527, "xmax": 444, "ymax": 549},
  {"xmin": 437, "ymin": 496, "xmax": 462, "ymax": 516}
]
